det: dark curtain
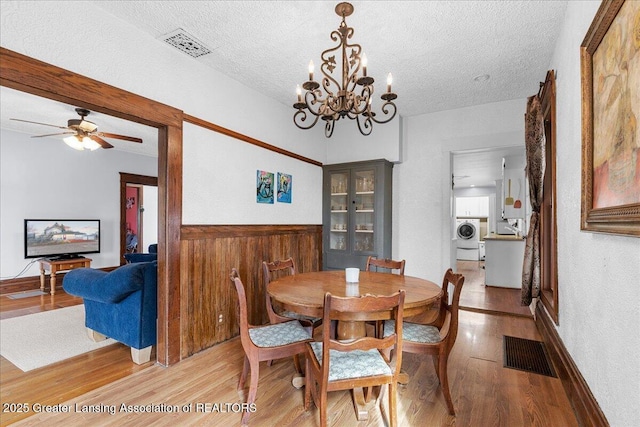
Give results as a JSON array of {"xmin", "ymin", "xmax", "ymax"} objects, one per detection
[{"xmin": 522, "ymin": 95, "xmax": 546, "ymax": 306}]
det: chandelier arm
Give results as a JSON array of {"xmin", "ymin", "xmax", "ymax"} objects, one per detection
[
  {"xmin": 324, "ymin": 118, "xmax": 336, "ymax": 138},
  {"xmin": 293, "ymin": 109, "xmax": 321, "ymax": 130},
  {"xmin": 320, "ymin": 79, "xmax": 343, "ymax": 115},
  {"xmin": 347, "ymin": 86, "xmax": 372, "ymax": 116},
  {"xmin": 355, "ymin": 113, "xmax": 373, "ymax": 136},
  {"xmin": 370, "ymin": 101, "xmax": 398, "ymax": 124},
  {"xmin": 303, "ymin": 89, "xmax": 327, "ymax": 117}
]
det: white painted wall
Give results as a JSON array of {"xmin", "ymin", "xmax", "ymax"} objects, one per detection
[
  {"xmin": 394, "ymin": 99, "xmax": 526, "ymax": 281},
  {"xmin": 325, "ymin": 116, "xmax": 402, "ymax": 164},
  {"xmin": 0, "ymin": 129, "xmax": 157, "ymax": 277},
  {"xmin": 141, "ymin": 185, "xmax": 158, "ymax": 250},
  {"xmin": 548, "ymin": 3, "xmax": 640, "ymax": 425},
  {"xmin": 0, "ymin": 1, "xmax": 327, "ymax": 164},
  {"xmin": 182, "ymin": 123, "xmax": 322, "ymax": 224},
  {"xmin": 0, "ymin": 1, "xmax": 325, "ymax": 225}
]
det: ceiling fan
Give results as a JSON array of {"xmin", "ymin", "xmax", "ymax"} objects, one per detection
[{"xmin": 10, "ymin": 108, "xmax": 143, "ymax": 150}]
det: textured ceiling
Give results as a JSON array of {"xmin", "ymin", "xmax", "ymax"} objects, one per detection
[
  {"xmin": 90, "ymin": 0, "xmax": 568, "ymax": 116},
  {"xmin": 1, "ymin": 1, "xmax": 567, "ymax": 182}
]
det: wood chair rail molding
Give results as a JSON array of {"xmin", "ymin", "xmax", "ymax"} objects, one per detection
[{"xmin": 183, "ymin": 114, "xmax": 323, "ymax": 167}]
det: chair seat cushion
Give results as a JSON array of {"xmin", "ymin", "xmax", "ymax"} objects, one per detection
[
  {"xmin": 309, "ymin": 342, "xmax": 391, "ymax": 381},
  {"xmin": 280, "ymin": 310, "xmax": 322, "ymax": 325},
  {"xmin": 248, "ymin": 320, "xmax": 311, "ymax": 348},
  {"xmin": 384, "ymin": 320, "xmax": 442, "ymax": 343}
]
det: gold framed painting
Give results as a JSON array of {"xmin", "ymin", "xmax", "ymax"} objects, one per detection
[{"xmin": 581, "ymin": 0, "xmax": 640, "ymax": 236}]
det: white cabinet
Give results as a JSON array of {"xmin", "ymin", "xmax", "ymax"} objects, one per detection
[
  {"xmin": 456, "ymin": 196, "xmax": 489, "ymax": 217},
  {"xmin": 484, "ymin": 235, "xmax": 526, "ymax": 288}
]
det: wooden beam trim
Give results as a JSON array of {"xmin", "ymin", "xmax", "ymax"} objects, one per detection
[
  {"xmin": 183, "ymin": 114, "xmax": 323, "ymax": 167},
  {"xmin": 0, "ymin": 47, "xmax": 183, "ymax": 367},
  {"xmin": 535, "ymin": 304, "xmax": 609, "ymax": 427},
  {"xmin": 0, "ymin": 47, "xmax": 182, "ymax": 128},
  {"xmin": 181, "ymin": 224, "xmax": 322, "ymax": 239}
]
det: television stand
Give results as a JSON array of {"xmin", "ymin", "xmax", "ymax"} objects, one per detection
[
  {"xmin": 39, "ymin": 257, "xmax": 92, "ymax": 296},
  {"xmin": 48, "ymin": 254, "xmax": 85, "ymax": 261}
]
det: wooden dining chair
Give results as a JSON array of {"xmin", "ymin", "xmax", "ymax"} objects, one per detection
[
  {"xmin": 304, "ymin": 290, "xmax": 405, "ymax": 427},
  {"xmin": 383, "ymin": 268, "xmax": 465, "ymax": 415},
  {"xmin": 230, "ymin": 268, "xmax": 313, "ymax": 425},
  {"xmin": 365, "ymin": 256, "xmax": 406, "ymax": 275},
  {"xmin": 365, "ymin": 256, "xmax": 406, "ymax": 337},
  {"xmin": 262, "ymin": 258, "xmax": 322, "ymax": 332}
]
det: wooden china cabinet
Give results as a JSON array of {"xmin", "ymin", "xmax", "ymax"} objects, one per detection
[{"xmin": 322, "ymin": 159, "xmax": 393, "ymax": 270}]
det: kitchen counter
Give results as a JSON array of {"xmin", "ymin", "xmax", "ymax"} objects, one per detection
[
  {"xmin": 484, "ymin": 235, "xmax": 526, "ymax": 288},
  {"xmin": 484, "ymin": 233, "xmax": 525, "ymax": 241}
]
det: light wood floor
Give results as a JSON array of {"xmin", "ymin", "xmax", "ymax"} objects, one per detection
[
  {"xmin": 456, "ymin": 260, "xmax": 532, "ymax": 318},
  {"xmin": 1, "ymin": 268, "xmax": 575, "ymax": 426}
]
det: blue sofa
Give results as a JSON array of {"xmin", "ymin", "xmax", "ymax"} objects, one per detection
[
  {"xmin": 63, "ymin": 261, "xmax": 157, "ymax": 364},
  {"xmin": 123, "ymin": 243, "xmax": 157, "ymax": 264}
]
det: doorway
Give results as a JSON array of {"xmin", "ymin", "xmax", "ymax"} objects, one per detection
[
  {"xmin": 452, "ymin": 146, "xmax": 531, "ymax": 317},
  {"xmin": 120, "ymin": 173, "xmax": 158, "ymax": 264}
]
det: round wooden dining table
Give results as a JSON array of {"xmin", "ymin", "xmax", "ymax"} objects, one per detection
[{"xmin": 267, "ymin": 269, "xmax": 442, "ymax": 421}]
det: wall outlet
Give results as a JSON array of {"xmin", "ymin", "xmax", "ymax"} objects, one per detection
[{"xmin": 218, "ymin": 314, "xmax": 223, "ymax": 323}]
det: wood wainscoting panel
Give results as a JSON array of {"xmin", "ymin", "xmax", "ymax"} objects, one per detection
[{"xmin": 180, "ymin": 224, "xmax": 322, "ymax": 358}]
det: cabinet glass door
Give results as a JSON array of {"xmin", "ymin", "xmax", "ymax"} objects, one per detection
[
  {"xmin": 354, "ymin": 169, "xmax": 375, "ymax": 252},
  {"xmin": 329, "ymin": 172, "xmax": 349, "ymax": 251}
]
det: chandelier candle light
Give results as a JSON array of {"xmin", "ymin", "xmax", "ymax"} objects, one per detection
[{"xmin": 293, "ymin": 2, "xmax": 398, "ymax": 138}]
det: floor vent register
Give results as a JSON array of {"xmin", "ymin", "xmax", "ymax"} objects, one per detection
[{"xmin": 503, "ymin": 335, "xmax": 557, "ymax": 377}]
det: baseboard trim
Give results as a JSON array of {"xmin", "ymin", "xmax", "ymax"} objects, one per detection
[
  {"xmin": 0, "ymin": 275, "xmax": 42, "ymax": 295},
  {"xmin": 535, "ymin": 303, "xmax": 609, "ymax": 427},
  {"xmin": 460, "ymin": 305, "xmax": 533, "ymax": 318},
  {"xmin": 0, "ymin": 266, "xmax": 118, "ymax": 295}
]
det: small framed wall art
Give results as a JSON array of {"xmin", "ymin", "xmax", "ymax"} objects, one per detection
[
  {"xmin": 277, "ymin": 172, "xmax": 292, "ymax": 203},
  {"xmin": 256, "ymin": 170, "xmax": 274, "ymax": 204}
]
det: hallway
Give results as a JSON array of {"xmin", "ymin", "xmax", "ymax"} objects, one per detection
[{"xmin": 456, "ymin": 260, "xmax": 532, "ymax": 318}]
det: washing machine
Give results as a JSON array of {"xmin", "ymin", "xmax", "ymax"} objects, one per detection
[{"xmin": 456, "ymin": 218, "xmax": 480, "ymax": 260}]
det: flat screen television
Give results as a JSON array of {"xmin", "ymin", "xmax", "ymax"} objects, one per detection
[{"xmin": 24, "ymin": 219, "xmax": 101, "ymax": 260}]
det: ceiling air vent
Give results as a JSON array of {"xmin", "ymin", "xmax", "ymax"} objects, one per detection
[{"xmin": 160, "ymin": 29, "xmax": 211, "ymax": 58}]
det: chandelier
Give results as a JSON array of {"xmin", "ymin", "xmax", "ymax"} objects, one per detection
[{"xmin": 293, "ymin": 2, "xmax": 398, "ymax": 138}]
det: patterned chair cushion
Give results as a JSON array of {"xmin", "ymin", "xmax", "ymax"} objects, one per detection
[
  {"xmin": 281, "ymin": 310, "xmax": 322, "ymax": 324},
  {"xmin": 384, "ymin": 320, "xmax": 442, "ymax": 343},
  {"xmin": 309, "ymin": 342, "xmax": 391, "ymax": 381},
  {"xmin": 248, "ymin": 320, "xmax": 311, "ymax": 348}
]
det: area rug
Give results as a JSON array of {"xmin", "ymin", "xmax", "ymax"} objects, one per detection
[{"xmin": 0, "ymin": 305, "xmax": 117, "ymax": 372}]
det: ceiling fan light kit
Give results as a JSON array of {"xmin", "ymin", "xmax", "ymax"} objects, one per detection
[
  {"xmin": 10, "ymin": 107, "xmax": 142, "ymax": 151},
  {"xmin": 64, "ymin": 134, "xmax": 101, "ymax": 151},
  {"xmin": 293, "ymin": 2, "xmax": 398, "ymax": 138}
]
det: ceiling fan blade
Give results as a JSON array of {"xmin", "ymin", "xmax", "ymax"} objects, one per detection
[
  {"xmin": 31, "ymin": 132, "xmax": 76, "ymax": 138},
  {"xmin": 10, "ymin": 118, "xmax": 69, "ymax": 130},
  {"xmin": 90, "ymin": 135, "xmax": 114, "ymax": 149},
  {"xmin": 97, "ymin": 132, "xmax": 143, "ymax": 143}
]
